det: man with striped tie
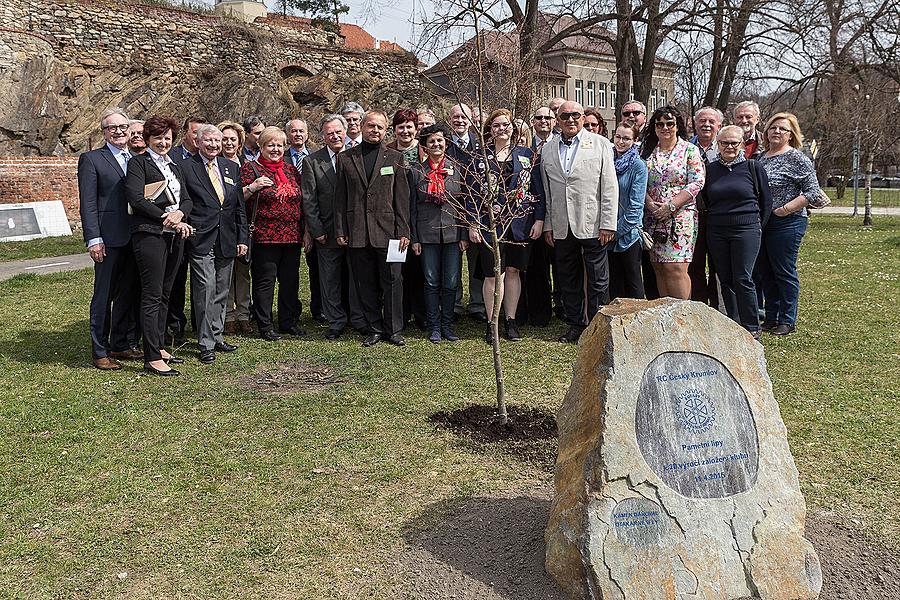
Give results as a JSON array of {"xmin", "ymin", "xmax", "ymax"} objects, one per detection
[
  {"xmin": 286, "ymin": 118, "xmax": 323, "ymax": 322},
  {"xmin": 182, "ymin": 124, "xmax": 249, "ymax": 364}
]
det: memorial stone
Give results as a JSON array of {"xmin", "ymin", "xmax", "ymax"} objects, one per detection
[{"xmin": 545, "ymin": 298, "xmax": 822, "ymax": 600}]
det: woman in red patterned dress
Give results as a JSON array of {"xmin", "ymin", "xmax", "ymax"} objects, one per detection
[{"xmin": 240, "ymin": 126, "xmax": 311, "ymax": 341}]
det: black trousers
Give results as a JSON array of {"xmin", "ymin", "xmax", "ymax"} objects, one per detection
[
  {"xmin": 402, "ymin": 251, "xmax": 427, "ymax": 329},
  {"xmin": 251, "ymin": 243, "xmax": 301, "ymax": 333},
  {"xmin": 133, "ymin": 232, "xmax": 184, "ymax": 362},
  {"xmin": 609, "ymin": 242, "xmax": 645, "ymax": 301},
  {"xmin": 306, "ymin": 246, "xmax": 322, "ymax": 319},
  {"xmin": 707, "ymin": 222, "xmax": 761, "ymax": 332},
  {"xmin": 349, "ymin": 246, "xmax": 404, "ymax": 336},
  {"xmin": 517, "ymin": 237, "xmax": 553, "ymax": 326},
  {"xmin": 88, "ymin": 243, "xmax": 141, "ymax": 358},
  {"xmin": 166, "ymin": 252, "xmax": 194, "ymax": 336},
  {"xmin": 689, "ymin": 209, "xmax": 720, "ymax": 308},
  {"xmin": 553, "ymin": 231, "xmax": 610, "ymax": 329},
  {"xmin": 641, "ymin": 249, "xmax": 659, "ymax": 300}
]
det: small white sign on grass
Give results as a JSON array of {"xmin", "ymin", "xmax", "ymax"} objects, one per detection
[{"xmin": 0, "ymin": 201, "xmax": 72, "ymax": 242}]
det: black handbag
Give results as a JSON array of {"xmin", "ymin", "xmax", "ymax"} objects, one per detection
[{"xmin": 239, "ymin": 161, "xmax": 262, "ymax": 265}]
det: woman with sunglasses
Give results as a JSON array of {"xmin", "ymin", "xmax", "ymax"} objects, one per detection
[
  {"xmin": 469, "ymin": 109, "xmax": 545, "ymax": 343},
  {"xmin": 756, "ymin": 112, "xmax": 821, "ymax": 336},
  {"xmin": 640, "ymin": 105, "xmax": 705, "ymax": 299},
  {"xmin": 702, "ymin": 125, "xmax": 772, "ymax": 337},
  {"xmin": 583, "ymin": 108, "xmax": 608, "ymax": 138}
]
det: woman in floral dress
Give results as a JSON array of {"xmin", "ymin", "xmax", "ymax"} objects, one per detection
[{"xmin": 640, "ymin": 105, "xmax": 706, "ymax": 299}]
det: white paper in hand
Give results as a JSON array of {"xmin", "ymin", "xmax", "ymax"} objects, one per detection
[{"xmin": 386, "ymin": 239, "xmax": 408, "ymax": 263}]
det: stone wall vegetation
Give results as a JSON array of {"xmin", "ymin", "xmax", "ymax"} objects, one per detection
[{"xmin": 0, "ymin": 0, "xmax": 427, "ymax": 156}]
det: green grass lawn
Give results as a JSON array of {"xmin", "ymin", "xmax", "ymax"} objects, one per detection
[
  {"xmin": 823, "ymin": 186, "xmax": 900, "ymax": 208},
  {"xmin": 0, "ymin": 234, "xmax": 85, "ymax": 262},
  {"xmin": 0, "ymin": 215, "xmax": 897, "ymax": 598}
]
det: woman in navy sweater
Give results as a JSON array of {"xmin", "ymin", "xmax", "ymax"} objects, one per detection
[{"xmin": 702, "ymin": 125, "xmax": 772, "ymax": 337}]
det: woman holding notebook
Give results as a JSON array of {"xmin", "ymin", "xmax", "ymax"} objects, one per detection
[{"xmin": 124, "ymin": 115, "xmax": 194, "ymax": 376}]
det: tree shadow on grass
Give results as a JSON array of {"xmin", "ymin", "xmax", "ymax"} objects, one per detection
[
  {"xmin": 395, "ymin": 490, "xmax": 567, "ymax": 599},
  {"xmin": 0, "ymin": 319, "xmax": 96, "ymax": 369}
]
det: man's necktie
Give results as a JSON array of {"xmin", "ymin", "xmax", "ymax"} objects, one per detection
[
  {"xmin": 121, "ymin": 152, "xmax": 130, "ymax": 174},
  {"xmin": 207, "ymin": 160, "xmax": 225, "ymax": 204}
]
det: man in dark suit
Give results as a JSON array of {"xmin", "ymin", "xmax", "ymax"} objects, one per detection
[
  {"xmin": 78, "ymin": 107, "xmax": 141, "ymax": 370},
  {"xmin": 302, "ymin": 114, "xmax": 368, "ymax": 340},
  {"xmin": 181, "ymin": 124, "xmax": 249, "ymax": 364},
  {"xmin": 167, "ymin": 115, "xmax": 208, "ymax": 345},
  {"xmin": 446, "ymin": 103, "xmax": 488, "ymax": 322},
  {"xmin": 335, "ymin": 110, "xmax": 410, "ymax": 347},
  {"xmin": 286, "ymin": 118, "xmax": 322, "ymax": 322}
]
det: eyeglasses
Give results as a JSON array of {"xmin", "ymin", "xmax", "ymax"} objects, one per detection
[
  {"xmin": 491, "ymin": 121, "xmax": 512, "ymax": 129},
  {"xmin": 345, "ymin": 117, "xmax": 361, "ymax": 123},
  {"xmin": 768, "ymin": 125, "xmax": 791, "ymax": 133},
  {"xmin": 718, "ymin": 140, "xmax": 742, "ymax": 148},
  {"xmin": 103, "ymin": 124, "xmax": 129, "ymax": 133},
  {"xmin": 558, "ymin": 112, "xmax": 583, "ymax": 121},
  {"xmin": 655, "ymin": 121, "xmax": 677, "ymax": 129},
  {"xmin": 622, "ymin": 110, "xmax": 645, "ymax": 117},
  {"xmin": 533, "ymin": 115, "xmax": 553, "ymax": 121},
  {"xmin": 584, "ymin": 122, "xmax": 600, "ymax": 130},
  {"xmin": 613, "ymin": 134, "xmax": 634, "ymax": 142}
]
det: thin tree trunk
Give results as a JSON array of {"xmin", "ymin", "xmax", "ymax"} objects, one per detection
[
  {"xmin": 863, "ymin": 149, "xmax": 874, "ymax": 226},
  {"xmin": 490, "ymin": 234, "xmax": 507, "ymax": 425}
]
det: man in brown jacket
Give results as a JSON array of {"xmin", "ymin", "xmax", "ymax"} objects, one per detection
[{"xmin": 335, "ymin": 110, "xmax": 411, "ymax": 347}]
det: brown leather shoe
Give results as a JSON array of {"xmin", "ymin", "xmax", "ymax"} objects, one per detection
[
  {"xmin": 223, "ymin": 321, "xmax": 237, "ymax": 335},
  {"xmin": 109, "ymin": 349, "xmax": 143, "ymax": 360},
  {"xmin": 238, "ymin": 320, "xmax": 253, "ymax": 334},
  {"xmin": 93, "ymin": 356, "xmax": 122, "ymax": 370}
]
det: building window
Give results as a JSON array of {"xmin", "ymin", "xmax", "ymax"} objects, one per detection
[
  {"xmin": 586, "ymin": 81, "xmax": 595, "ymax": 107},
  {"xmin": 610, "ymin": 83, "xmax": 617, "ymax": 109},
  {"xmin": 651, "ymin": 88, "xmax": 658, "ymax": 111},
  {"xmin": 575, "ymin": 80, "xmax": 584, "ymax": 104},
  {"xmin": 660, "ymin": 89, "xmax": 668, "ymax": 106},
  {"xmin": 598, "ymin": 82, "xmax": 607, "ymax": 108}
]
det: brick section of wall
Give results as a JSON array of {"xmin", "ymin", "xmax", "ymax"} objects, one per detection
[{"xmin": 0, "ymin": 156, "xmax": 80, "ymax": 223}]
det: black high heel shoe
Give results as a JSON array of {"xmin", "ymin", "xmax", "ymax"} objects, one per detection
[{"xmin": 144, "ymin": 363, "xmax": 180, "ymax": 376}]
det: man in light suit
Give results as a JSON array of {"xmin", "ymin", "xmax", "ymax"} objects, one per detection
[
  {"xmin": 302, "ymin": 114, "xmax": 367, "ymax": 340},
  {"xmin": 335, "ymin": 110, "xmax": 411, "ymax": 347},
  {"xmin": 181, "ymin": 124, "xmax": 248, "ymax": 364},
  {"xmin": 78, "ymin": 107, "xmax": 142, "ymax": 370},
  {"xmin": 541, "ymin": 101, "xmax": 619, "ymax": 343}
]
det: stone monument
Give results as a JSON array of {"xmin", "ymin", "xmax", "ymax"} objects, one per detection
[{"xmin": 546, "ymin": 298, "xmax": 822, "ymax": 600}]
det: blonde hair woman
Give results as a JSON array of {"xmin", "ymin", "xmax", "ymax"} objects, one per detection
[
  {"xmin": 239, "ymin": 126, "xmax": 309, "ymax": 340},
  {"xmin": 756, "ymin": 112, "xmax": 821, "ymax": 336}
]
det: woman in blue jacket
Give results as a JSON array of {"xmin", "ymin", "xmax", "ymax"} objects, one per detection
[
  {"xmin": 608, "ymin": 122, "xmax": 647, "ymax": 299},
  {"xmin": 468, "ymin": 109, "xmax": 545, "ymax": 343}
]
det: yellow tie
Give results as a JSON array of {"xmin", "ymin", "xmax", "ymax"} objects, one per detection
[{"xmin": 207, "ymin": 160, "xmax": 224, "ymax": 204}]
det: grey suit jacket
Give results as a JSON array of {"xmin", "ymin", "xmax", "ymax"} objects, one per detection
[
  {"xmin": 540, "ymin": 130, "xmax": 619, "ymax": 240},
  {"xmin": 407, "ymin": 157, "xmax": 466, "ymax": 244},
  {"xmin": 301, "ymin": 147, "xmax": 341, "ymax": 248}
]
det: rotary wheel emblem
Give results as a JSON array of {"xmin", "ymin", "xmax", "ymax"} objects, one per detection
[{"xmin": 675, "ymin": 388, "xmax": 717, "ymax": 434}]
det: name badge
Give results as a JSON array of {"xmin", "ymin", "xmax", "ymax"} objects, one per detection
[
  {"xmin": 446, "ymin": 166, "xmax": 454, "ymax": 175},
  {"xmin": 224, "ymin": 177, "xmax": 235, "ymax": 185},
  {"xmin": 581, "ymin": 140, "xmax": 594, "ymax": 149},
  {"xmin": 518, "ymin": 156, "xmax": 532, "ymax": 167},
  {"xmin": 380, "ymin": 166, "xmax": 394, "ymax": 176}
]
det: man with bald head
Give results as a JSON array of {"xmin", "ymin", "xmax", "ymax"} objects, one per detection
[{"xmin": 540, "ymin": 101, "xmax": 618, "ymax": 343}]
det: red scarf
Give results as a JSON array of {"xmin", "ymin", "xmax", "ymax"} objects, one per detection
[
  {"xmin": 258, "ymin": 156, "xmax": 297, "ymax": 200},
  {"xmin": 425, "ymin": 158, "xmax": 448, "ymax": 205}
]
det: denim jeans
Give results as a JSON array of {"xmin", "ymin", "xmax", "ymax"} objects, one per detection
[
  {"xmin": 755, "ymin": 214, "xmax": 808, "ymax": 326},
  {"xmin": 420, "ymin": 243, "xmax": 462, "ymax": 329}
]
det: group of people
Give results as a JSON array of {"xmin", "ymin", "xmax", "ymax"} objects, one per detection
[{"xmin": 79, "ymin": 95, "xmax": 820, "ymax": 375}]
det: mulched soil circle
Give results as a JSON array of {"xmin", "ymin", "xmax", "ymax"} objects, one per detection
[
  {"xmin": 429, "ymin": 404, "xmax": 557, "ymax": 443},
  {"xmin": 233, "ymin": 360, "xmax": 349, "ymax": 395}
]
